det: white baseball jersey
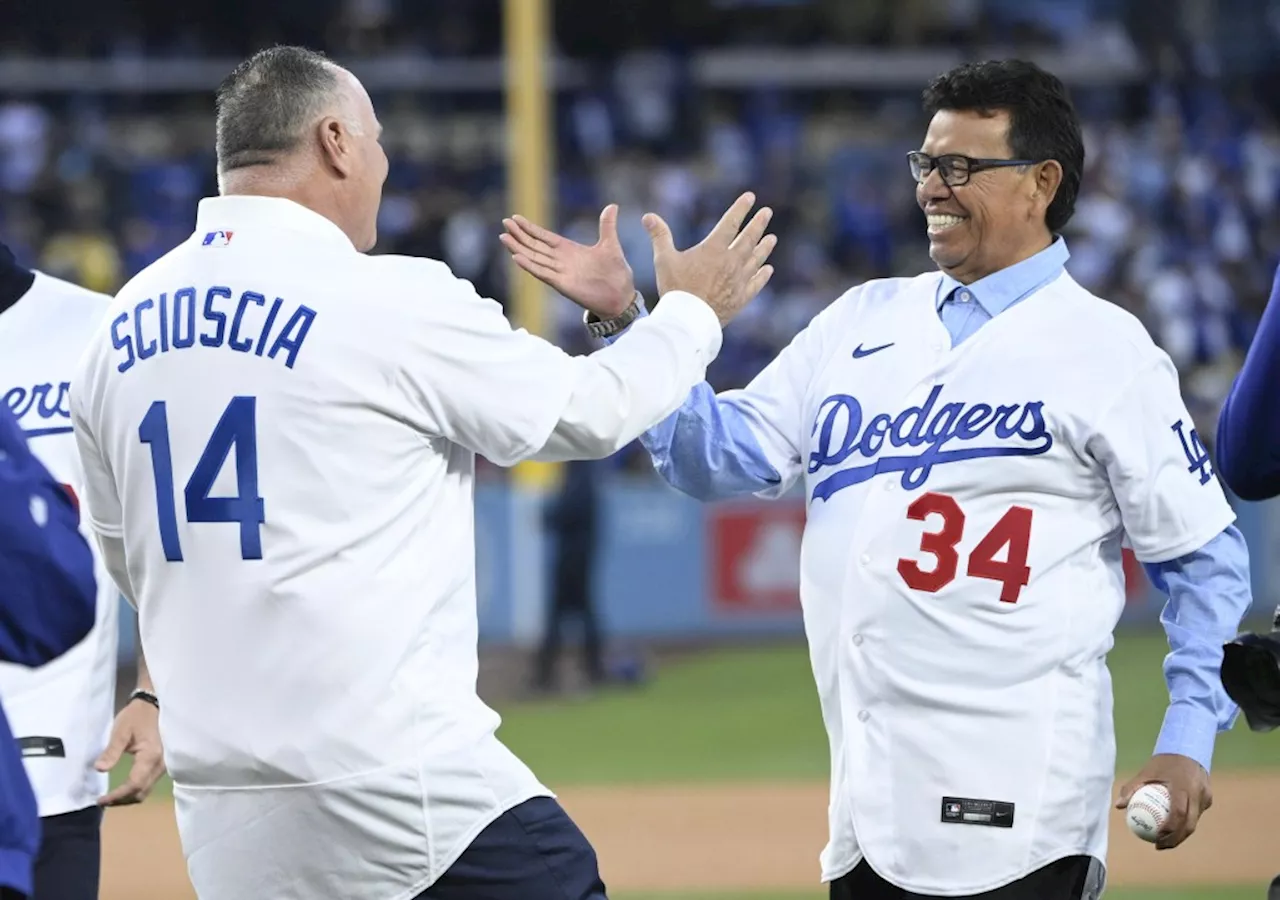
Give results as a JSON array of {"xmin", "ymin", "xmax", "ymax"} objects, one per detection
[
  {"xmin": 0, "ymin": 271, "xmax": 118, "ymax": 817},
  {"xmin": 69, "ymin": 195, "xmax": 723, "ymax": 900},
  {"xmin": 724, "ymin": 270, "xmax": 1234, "ymax": 893}
]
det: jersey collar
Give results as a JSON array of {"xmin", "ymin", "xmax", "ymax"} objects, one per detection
[
  {"xmin": 936, "ymin": 236, "xmax": 1070, "ymax": 317},
  {"xmin": 194, "ymin": 195, "xmax": 357, "ymax": 252}
]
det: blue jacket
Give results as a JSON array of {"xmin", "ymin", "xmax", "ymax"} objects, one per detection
[{"xmin": 0, "ymin": 406, "xmax": 97, "ymax": 895}]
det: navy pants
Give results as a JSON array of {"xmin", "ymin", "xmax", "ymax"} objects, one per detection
[
  {"xmin": 32, "ymin": 806, "xmax": 102, "ymax": 900},
  {"xmin": 831, "ymin": 857, "xmax": 1100, "ymax": 900},
  {"xmin": 417, "ymin": 797, "xmax": 607, "ymax": 900}
]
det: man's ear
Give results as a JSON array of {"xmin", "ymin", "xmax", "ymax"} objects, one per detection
[
  {"xmin": 1034, "ymin": 159, "xmax": 1063, "ymax": 216},
  {"xmin": 316, "ymin": 117, "xmax": 351, "ymax": 178}
]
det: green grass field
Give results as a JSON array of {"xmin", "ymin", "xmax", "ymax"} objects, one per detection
[{"xmin": 494, "ymin": 630, "xmax": 1276, "ymax": 783}]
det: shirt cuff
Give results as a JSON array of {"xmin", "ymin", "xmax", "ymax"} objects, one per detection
[{"xmin": 1154, "ymin": 700, "xmax": 1221, "ymax": 773}]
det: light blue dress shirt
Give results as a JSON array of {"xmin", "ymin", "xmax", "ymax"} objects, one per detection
[{"xmin": 615, "ymin": 237, "xmax": 1251, "ymax": 772}]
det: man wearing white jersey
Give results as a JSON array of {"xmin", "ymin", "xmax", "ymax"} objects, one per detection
[
  {"xmin": 69, "ymin": 46, "xmax": 775, "ymax": 900},
  {"xmin": 501, "ymin": 60, "xmax": 1253, "ymax": 899},
  {"xmin": 0, "ymin": 243, "xmax": 165, "ymax": 900}
]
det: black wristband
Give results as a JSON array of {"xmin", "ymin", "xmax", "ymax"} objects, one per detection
[{"xmin": 129, "ymin": 689, "xmax": 159, "ymax": 710}]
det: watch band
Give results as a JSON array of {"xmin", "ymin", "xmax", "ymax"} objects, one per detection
[
  {"xmin": 129, "ymin": 689, "xmax": 159, "ymax": 711},
  {"xmin": 584, "ymin": 291, "xmax": 645, "ymax": 340}
]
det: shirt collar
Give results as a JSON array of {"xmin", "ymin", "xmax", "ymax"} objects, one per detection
[
  {"xmin": 194, "ymin": 195, "xmax": 356, "ymax": 252},
  {"xmin": 936, "ymin": 236, "xmax": 1071, "ymax": 316}
]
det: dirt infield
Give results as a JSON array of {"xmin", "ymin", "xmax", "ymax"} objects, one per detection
[{"xmin": 101, "ymin": 773, "xmax": 1279, "ymax": 898}]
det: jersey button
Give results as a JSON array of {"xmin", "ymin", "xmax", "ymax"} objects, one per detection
[
  {"xmin": 852, "ymin": 634, "xmax": 864, "ymax": 647},
  {"xmin": 883, "ymin": 480, "xmax": 894, "ymax": 491},
  {"xmin": 858, "ymin": 710, "xmax": 870, "ymax": 722},
  {"xmin": 859, "ymin": 553, "xmax": 871, "ymax": 565}
]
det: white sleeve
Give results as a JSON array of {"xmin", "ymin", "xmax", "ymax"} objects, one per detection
[
  {"xmin": 69, "ymin": 352, "xmax": 123, "ymax": 540},
  {"xmin": 1087, "ymin": 354, "xmax": 1236, "ymax": 563},
  {"xmin": 396, "ymin": 271, "xmax": 721, "ymax": 466},
  {"xmin": 532, "ymin": 292, "xmax": 723, "ymax": 461}
]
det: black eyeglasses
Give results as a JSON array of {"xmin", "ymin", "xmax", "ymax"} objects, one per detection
[{"xmin": 907, "ymin": 151, "xmax": 1041, "ymax": 187}]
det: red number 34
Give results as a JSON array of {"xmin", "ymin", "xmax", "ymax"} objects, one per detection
[{"xmin": 895, "ymin": 492, "xmax": 1033, "ymax": 603}]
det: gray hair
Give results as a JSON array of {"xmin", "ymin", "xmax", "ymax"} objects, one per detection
[{"xmin": 215, "ymin": 46, "xmax": 343, "ymax": 172}]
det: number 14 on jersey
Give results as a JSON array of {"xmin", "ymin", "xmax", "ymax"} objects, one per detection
[{"xmin": 139, "ymin": 396, "xmax": 265, "ymax": 561}]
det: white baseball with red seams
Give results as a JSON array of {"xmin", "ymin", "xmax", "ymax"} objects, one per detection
[{"xmin": 1125, "ymin": 783, "xmax": 1171, "ymax": 842}]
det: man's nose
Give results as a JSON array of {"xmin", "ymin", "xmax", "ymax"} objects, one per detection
[{"xmin": 917, "ymin": 167, "xmax": 952, "ymax": 203}]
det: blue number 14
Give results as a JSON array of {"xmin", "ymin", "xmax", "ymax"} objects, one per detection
[{"xmin": 139, "ymin": 396, "xmax": 265, "ymax": 562}]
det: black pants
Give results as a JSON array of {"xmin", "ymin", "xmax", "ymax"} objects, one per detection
[
  {"xmin": 534, "ymin": 544, "xmax": 603, "ymax": 689},
  {"xmin": 33, "ymin": 806, "xmax": 102, "ymax": 900},
  {"xmin": 832, "ymin": 856, "xmax": 1098, "ymax": 900},
  {"xmin": 416, "ymin": 797, "xmax": 607, "ymax": 899}
]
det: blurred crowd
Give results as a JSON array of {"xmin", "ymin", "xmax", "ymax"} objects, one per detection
[{"xmin": 4, "ymin": 0, "xmax": 1280, "ymax": 476}]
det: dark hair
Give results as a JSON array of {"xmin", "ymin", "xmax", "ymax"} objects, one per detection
[
  {"xmin": 215, "ymin": 45, "xmax": 340, "ymax": 172},
  {"xmin": 921, "ymin": 59, "xmax": 1084, "ymax": 233}
]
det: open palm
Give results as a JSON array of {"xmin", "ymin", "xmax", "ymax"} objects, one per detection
[{"xmin": 500, "ymin": 205, "xmax": 636, "ymax": 320}]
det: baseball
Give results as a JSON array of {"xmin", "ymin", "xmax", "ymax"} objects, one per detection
[{"xmin": 1125, "ymin": 783, "xmax": 1171, "ymax": 842}]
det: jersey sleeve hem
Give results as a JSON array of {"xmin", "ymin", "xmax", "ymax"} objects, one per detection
[{"xmin": 1129, "ymin": 508, "xmax": 1237, "ymax": 565}]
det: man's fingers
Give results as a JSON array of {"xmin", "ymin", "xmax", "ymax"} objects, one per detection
[
  {"xmin": 706, "ymin": 192, "xmax": 757, "ymax": 246},
  {"xmin": 598, "ymin": 204, "xmax": 620, "ymax": 245},
  {"xmin": 511, "ymin": 255, "xmax": 563, "ymax": 286},
  {"xmin": 501, "ymin": 221, "xmax": 555, "ymax": 257},
  {"xmin": 729, "ymin": 206, "xmax": 774, "ymax": 256},
  {"xmin": 94, "ymin": 735, "xmax": 128, "ymax": 773},
  {"xmin": 1156, "ymin": 789, "xmax": 1191, "ymax": 850},
  {"xmin": 510, "ymin": 215, "xmax": 562, "ymax": 248},
  {"xmin": 748, "ymin": 234, "xmax": 779, "ymax": 272},
  {"xmin": 1114, "ymin": 777, "xmax": 1140, "ymax": 809},
  {"xmin": 643, "ymin": 213, "xmax": 676, "ymax": 256},
  {"xmin": 501, "ymin": 236, "xmax": 562, "ymax": 272},
  {"xmin": 743, "ymin": 264, "xmax": 776, "ymax": 302}
]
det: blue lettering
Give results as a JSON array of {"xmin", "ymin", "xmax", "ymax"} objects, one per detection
[
  {"xmin": 955, "ymin": 403, "xmax": 993, "ymax": 439},
  {"xmin": 202, "ymin": 287, "xmax": 231, "ymax": 347},
  {"xmin": 229, "ymin": 291, "xmax": 265, "ymax": 353},
  {"xmin": 135, "ymin": 299, "xmax": 157, "ymax": 361},
  {"xmin": 808, "ymin": 395, "xmax": 862, "ymax": 474},
  {"xmin": 255, "ymin": 298, "xmax": 284, "ymax": 357},
  {"xmin": 890, "ymin": 385, "xmax": 941, "ymax": 447},
  {"xmin": 3, "ymin": 387, "xmax": 26, "ymax": 418},
  {"xmin": 158, "ymin": 292, "xmax": 169, "ymax": 353},
  {"xmin": 267, "ymin": 305, "xmax": 316, "ymax": 369},
  {"xmin": 112, "ymin": 312, "xmax": 135, "ymax": 373},
  {"xmin": 808, "ymin": 385, "xmax": 1054, "ymax": 502},
  {"xmin": 858, "ymin": 413, "xmax": 892, "ymax": 457},
  {"xmin": 173, "ymin": 288, "xmax": 197, "ymax": 349}
]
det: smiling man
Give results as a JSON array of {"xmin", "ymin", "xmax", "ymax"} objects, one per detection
[{"xmin": 500, "ymin": 60, "xmax": 1254, "ymax": 900}]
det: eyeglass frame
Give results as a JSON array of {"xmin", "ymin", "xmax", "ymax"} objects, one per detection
[{"xmin": 906, "ymin": 151, "xmax": 1043, "ymax": 187}]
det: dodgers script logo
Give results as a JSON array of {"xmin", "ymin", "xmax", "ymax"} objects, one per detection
[
  {"xmin": 808, "ymin": 384, "xmax": 1053, "ymax": 501},
  {"xmin": 4, "ymin": 382, "xmax": 73, "ymax": 437}
]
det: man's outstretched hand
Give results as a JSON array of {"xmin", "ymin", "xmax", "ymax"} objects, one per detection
[
  {"xmin": 501, "ymin": 193, "xmax": 776, "ymax": 329},
  {"xmin": 501, "ymin": 204, "xmax": 636, "ymax": 320}
]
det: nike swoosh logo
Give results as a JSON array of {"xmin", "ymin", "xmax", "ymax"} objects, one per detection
[
  {"xmin": 22, "ymin": 426, "xmax": 73, "ymax": 438},
  {"xmin": 852, "ymin": 342, "xmax": 894, "ymax": 359}
]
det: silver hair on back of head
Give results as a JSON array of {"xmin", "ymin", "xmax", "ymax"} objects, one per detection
[{"xmin": 215, "ymin": 45, "xmax": 342, "ymax": 172}]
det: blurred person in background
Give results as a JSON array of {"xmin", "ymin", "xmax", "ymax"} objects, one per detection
[
  {"xmin": 0, "ymin": 405, "xmax": 99, "ymax": 900},
  {"xmin": 503, "ymin": 58, "xmax": 1253, "ymax": 900},
  {"xmin": 0, "ymin": 242, "xmax": 165, "ymax": 900},
  {"xmin": 532, "ymin": 456, "xmax": 607, "ymax": 696}
]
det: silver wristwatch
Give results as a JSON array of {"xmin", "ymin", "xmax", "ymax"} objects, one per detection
[{"xmin": 584, "ymin": 291, "xmax": 646, "ymax": 340}]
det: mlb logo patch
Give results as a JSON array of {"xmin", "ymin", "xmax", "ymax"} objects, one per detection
[{"xmin": 202, "ymin": 230, "xmax": 234, "ymax": 247}]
